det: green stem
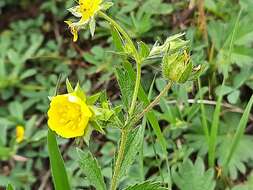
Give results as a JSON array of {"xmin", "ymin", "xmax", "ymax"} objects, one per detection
[
  {"xmin": 129, "ymin": 62, "xmax": 141, "ymax": 116},
  {"xmin": 136, "ymin": 81, "xmax": 172, "ymax": 121},
  {"xmin": 98, "ymin": 11, "xmax": 139, "ymax": 60},
  {"xmin": 110, "ymin": 130, "xmax": 128, "ymax": 190},
  {"xmin": 98, "ymin": 11, "xmax": 142, "ymax": 118},
  {"xmin": 98, "ymin": 11, "xmax": 142, "ymax": 190}
]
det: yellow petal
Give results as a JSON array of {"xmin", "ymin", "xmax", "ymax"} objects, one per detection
[
  {"xmin": 47, "ymin": 93, "xmax": 92, "ymax": 138},
  {"xmin": 16, "ymin": 125, "xmax": 25, "ymax": 143},
  {"xmin": 65, "ymin": 21, "xmax": 79, "ymax": 42}
]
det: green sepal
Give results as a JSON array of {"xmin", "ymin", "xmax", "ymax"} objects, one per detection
[
  {"xmin": 91, "ymin": 107, "xmax": 114, "ymax": 122},
  {"xmin": 89, "ymin": 17, "xmax": 96, "ymax": 37},
  {"xmin": 86, "ymin": 92, "xmax": 101, "ymax": 105},
  {"xmin": 100, "ymin": 2, "xmax": 114, "ymax": 11},
  {"xmin": 90, "ymin": 120, "xmax": 105, "ymax": 134},
  {"xmin": 66, "ymin": 78, "xmax": 74, "ymax": 93},
  {"xmin": 178, "ymin": 61, "xmax": 193, "ymax": 83},
  {"xmin": 73, "ymin": 83, "xmax": 86, "ymax": 102},
  {"xmin": 82, "ymin": 125, "xmax": 93, "ymax": 146},
  {"xmin": 138, "ymin": 41, "xmax": 150, "ymax": 60}
]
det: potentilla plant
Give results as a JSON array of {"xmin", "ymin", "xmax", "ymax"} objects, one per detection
[{"xmin": 47, "ymin": 1, "xmax": 201, "ymax": 190}]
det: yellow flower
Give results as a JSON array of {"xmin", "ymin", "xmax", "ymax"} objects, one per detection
[
  {"xmin": 16, "ymin": 125, "xmax": 25, "ymax": 143},
  {"xmin": 48, "ymin": 93, "xmax": 92, "ymax": 138},
  {"xmin": 79, "ymin": 0, "xmax": 102, "ymax": 23},
  {"xmin": 65, "ymin": 21, "xmax": 79, "ymax": 42}
]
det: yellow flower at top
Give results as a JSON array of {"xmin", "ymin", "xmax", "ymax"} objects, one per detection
[
  {"xmin": 16, "ymin": 125, "xmax": 25, "ymax": 143},
  {"xmin": 47, "ymin": 93, "xmax": 92, "ymax": 138},
  {"xmin": 79, "ymin": 0, "xmax": 102, "ymax": 23}
]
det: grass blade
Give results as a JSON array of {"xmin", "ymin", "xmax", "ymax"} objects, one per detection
[
  {"xmin": 223, "ymin": 95, "xmax": 253, "ymax": 172},
  {"xmin": 198, "ymin": 78, "xmax": 209, "ymax": 143},
  {"xmin": 47, "ymin": 129, "xmax": 71, "ymax": 190},
  {"xmin": 208, "ymin": 93, "xmax": 223, "ymax": 168}
]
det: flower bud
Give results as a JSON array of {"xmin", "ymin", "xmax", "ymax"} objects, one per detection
[
  {"xmin": 149, "ymin": 33, "xmax": 188, "ymax": 59},
  {"xmin": 162, "ymin": 50, "xmax": 193, "ymax": 83}
]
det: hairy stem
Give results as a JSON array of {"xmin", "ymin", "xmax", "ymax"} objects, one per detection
[
  {"xmin": 136, "ymin": 81, "xmax": 172, "ymax": 122},
  {"xmin": 129, "ymin": 62, "xmax": 141, "ymax": 116},
  {"xmin": 98, "ymin": 11, "xmax": 142, "ymax": 190},
  {"xmin": 98, "ymin": 11, "xmax": 142, "ymax": 118},
  {"xmin": 98, "ymin": 11, "xmax": 139, "ymax": 59},
  {"xmin": 110, "ymin": 130, "xmax": 128, "ymax": 190}
]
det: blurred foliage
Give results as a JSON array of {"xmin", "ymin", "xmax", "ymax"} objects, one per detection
[{"xmin": 0, "ymin": 0, "xmax": 253, "ymax": 189}]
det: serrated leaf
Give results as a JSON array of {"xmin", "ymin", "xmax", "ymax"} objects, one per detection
[
  {"xmin": 124, "ymin": 181, "xmax": 166, "ymax": 190},
  {"xmin": 172, "ymin": 157, "xmax": 216, "ymax": 190},
  {"xmin": 77, "ymin": 148, "xmax": 106, "ymax": 190},
  {"xmin": 115, "ymin": 67, "xmax": 134, "ymax": 109},
  {"xmin": 119, "ymin": 124, "xmax": 145, "ymax": 179}
]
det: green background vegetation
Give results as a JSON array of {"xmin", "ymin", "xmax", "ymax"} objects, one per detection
[{"xmin": 0, "ymin": 0, "xmax": 253, "ymax": 189}]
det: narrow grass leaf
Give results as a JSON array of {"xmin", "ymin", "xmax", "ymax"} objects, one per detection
[
  {"xmin": 198, "ymin": 78, "xmax": 209, "ymax": 143},
  {"xmin": 47, "ymin": 129, "xmax": 71, "ymax": 190},
  {"xmin": 223, "ymin": 95, "xmax": 253, "ymax": 171},
  {"xmin": 208, "ymin": 94, "xmax": 223, "ymax": 167}
]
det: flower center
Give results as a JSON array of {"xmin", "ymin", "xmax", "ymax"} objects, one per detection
[{"xmin": 59, "ymin": 103, "xmax": 82, "ymax": 130}]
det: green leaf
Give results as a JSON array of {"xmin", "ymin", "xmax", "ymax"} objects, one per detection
[
  {"xmin": 86, "ymin": 92, "xmax": 101, "ymax": 105},
  {"xmin": 111, "ymin": 25, "xmax": 124, "ymax": 52},
  {"xmin": 7, "ymin": 184, "xmax": 15, "ymax": 190},
  {"xmin": 47, "ymin": 129, "xmax": 71, "ymax": 190},
  {"xmin": 172, "ymin": 157, "xmax": 216, "ymax": 190},
  {"xmin": 138, "ymin": 41, "xmax": 150, "ymax": 60},
  {"xmin": 0, "ymin": 146, "xmax": 14, "ymax": 159},
  {"xmin": 230, "ymin": 172, "xmax": 253, "ymax": 190},
  {"xmin": 101, "ymin": 2, "xmax": 114, "ymax": 11},
  {"xmin": 223, "ymin": 95, "xmax": 253, "ymax": 173},
  {"xmin": 123, "ymin": 61, "xmax": 168, "ymax": 152},
  {"xmin": 208, "ymin": 89, "xmax": 223, "ymax": 167},
  {"xmin": 119, "ymin": 124, "xmax": 145, "ymax": 179},
  {"xmin": 124, "ymin": 181, "xmax": 166, "ymax": 190},
  {"xmin": 90, "ymin": 120, "xmax": 105, "ymax": 134},
  {"xmin": 227, "ymin": 90, "xmax": 240, "ymax": 104},
  {"xmin": 115, "ymin": 67, "xmax": 134, "ymax": 109},
  {"xmin": 77, "ymin": 148, "xmax": 106, "ymax": 190}
]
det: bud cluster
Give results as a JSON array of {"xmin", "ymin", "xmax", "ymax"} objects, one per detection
[{"xmin": 148, "ymin": 34, "xmax": 202, "ymax": 83}]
